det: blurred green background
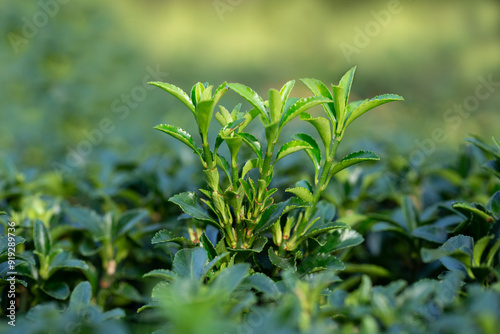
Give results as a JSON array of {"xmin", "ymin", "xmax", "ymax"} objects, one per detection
[{"xmin": 1, "ymin": 0, "xmax": 499, "ymax": 172}]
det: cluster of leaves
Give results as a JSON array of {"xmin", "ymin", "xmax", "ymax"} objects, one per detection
[
  {"xmin": 152, "ymin": 67, "xmax": 403, "ymax": 274},
  {"xmin": 1, "ymin": 67, "xmax": 500, "ymax": 334}
]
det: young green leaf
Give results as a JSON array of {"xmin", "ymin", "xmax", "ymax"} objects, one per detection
[
  {"xmin": 293, "ymin": 133, "xmax": 321, "ymax": 171},
  {"xmin": 169, "ymin": 192, "xmax": 217, "ymax": 224},
  {"xmin": 154, "ymin": 124, "xmax": 201, "ymax": 157},
  {"xmin": 190, "ymin": 82, "xmax": 205, "ymax": 107},
  {"xmin": 332, "ymin": 85, "xmax": 346, "ymax": 135},
  {"xmin": 286, "ymin": 187, "xmax": 314, "ymax": 204},
  {"xmin": 149, "ymin": 81, "xmax": 195, "ymax": 115},
  {"xmin": 300, "ymin": 78, "xmax": 336, "ymax": 123},
  {"xmin": 196, "ymin": 100, "xmax": 216, "ymax": 139},
  {"xmin": 339, "ymin": 66, "xmax": 357, "ymax": 106},
  {"xmin": 227, "ymin": 83, "xmax": 267, "ymax": 120},
  {"xmin": 275, "ymin": 140, "xmax": 313, "ymax": 163},
  {"xmin": 330, "ymin": 150, "xmax": 379, "ymax": 175},
  {"xmin": 300, "ymin": 113, "xmax": 332, "ymax": 151},
  {"xmin": 279, "ymin": 80, "xmax": 295, "ymax": 107},
  {"xmin": 344, "ymin": 94, "xmax": 404, "ymax": 129},
  {"xmin": 280, "ymin": 96, "xmax": 332, "ymax": 129},
  {"xmin": 269, "ymin": 89, "xmax": 283, "ymax": 123}
]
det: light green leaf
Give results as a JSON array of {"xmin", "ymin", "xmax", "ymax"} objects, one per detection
[
  {"xmin": 149, "ymin": 81, "xmax": 195, "ymax": 115},
  {"xmin": 330, "ymin": 150, "xmax": 380, "ymax": 175},
  {"xmin": 196, "ymin": 100, "xmax": 216, "ymax": 139},
  {"xmin": 286, "ymin": 187, "xmax": 314, "ymax": 203},
  {"xmin": 169, "ymin": 192, "xmax": 217, "ymax": 224},
  {"xmin": 275, "ymin": 140, "xmax": 313, "ymax": 163},
  {"xmin": 227, "ymin": 83, "xmax": 267, "ymax": 120},
  {"xmin": 269, "ymin": 88, "xmax": 283, "ymax": 123},
  {"xmin": 215, "ymin": 105, "xmax": 232, "ymax": 126},
  {"xmin": 213, "ymin": 81, "xmax": 228, "ymax": 105},
  {"xmin": 300, "ymin": 113, "xmax": 331, "ymax": 151},
  {"xmin": 154, "ymin": 124, "xmax": 201, "ymax": 157},
  {"xmin": 344, "ymin": 94, "xmax": 404, "ymax": 129},
  {"xmin": 293, "ymin": 133, "xmax": 321, "ymax": 171},
  {"xmin": 332, "ymin": 85, "xmax": 346, "ymax": 134},
  {"xmin": 300, "ymin": 78, "xmax": 336, "ymax": 123},
  {"xmin": 279, "ymin": 80, "xmax": 296, "ymax": 109},
  {"xmin": 280, "ymin": 96, "xmax": 332, "ymax": 129},
  {"xmin": 242, "ymin": 158, "xmax": 260, "ymax": 179},
  {"xmin": 339, "ymin": 66, "xmax": 357, "ymax": 105},
  {"xmin": 190, "ymin": 82, "xmax": 205, "ymax": 107}
]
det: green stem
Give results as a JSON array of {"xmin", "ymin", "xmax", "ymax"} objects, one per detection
[{"xmin": 303, "ymin": 138, "xmax": 341, "ymax": 223}]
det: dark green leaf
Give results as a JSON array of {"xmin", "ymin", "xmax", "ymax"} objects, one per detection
[
  {"xmin": 298, "ymin": 253, "xmax": 344, "ymax": 274},
  {"xmin": 151, "ymin": 230, "xmax": 196, "ymax": 247},
  {"xmin": 200, "ymin": 232, "xmax": 218, "ymax": 261},
  {"xmin": 169, "ymin": 192, "xmax": 217, "ymax": 224},
  {"xmin": 319, "ymin": 229, "xmax": 364, "ymax": 252},
  {"xmin": 210, "ymin": 263, "xmax": 250, "ymax": 295},
  {"xmin": 255, "ymin": 198, "xmax": 310, "ymax": 234},
  {"xmin": 412, "ymin": 226, "xmax": 448, "ymax": 243},
  {"xmin": 421, "ymin": 235, "xmax": 473, "ymax": 264},
  {"xmin": 173, "ymin": 247, "xmax": 208, "ymax": 280},
  {"xmin": 143, "ymin": 269, "xmax": 177, "ymax": 281},
  {"xmin": 268, "ymin": 248, "xmax": 296, "ymax": 271},
  {"xmin": 33, "ymin": 219, "xmax": 51, "ymax": 257},
  {"xmin": 41, "ymin": 281, "xmax": 70, "ymax": 300},
  {"xmin": 69, "ymin": 281, "xmax": 92, "ymax": 313},
  {"xmin": 239, "ymin": 132, "xmax": 263, "ymax": 160},
  {"xmin": 113, "ymin": 209, "xmax": 148, "ymax": 240},
  {"xmin": 242, "ymin": 273, "xmax": 281, "ymax": 297}
]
